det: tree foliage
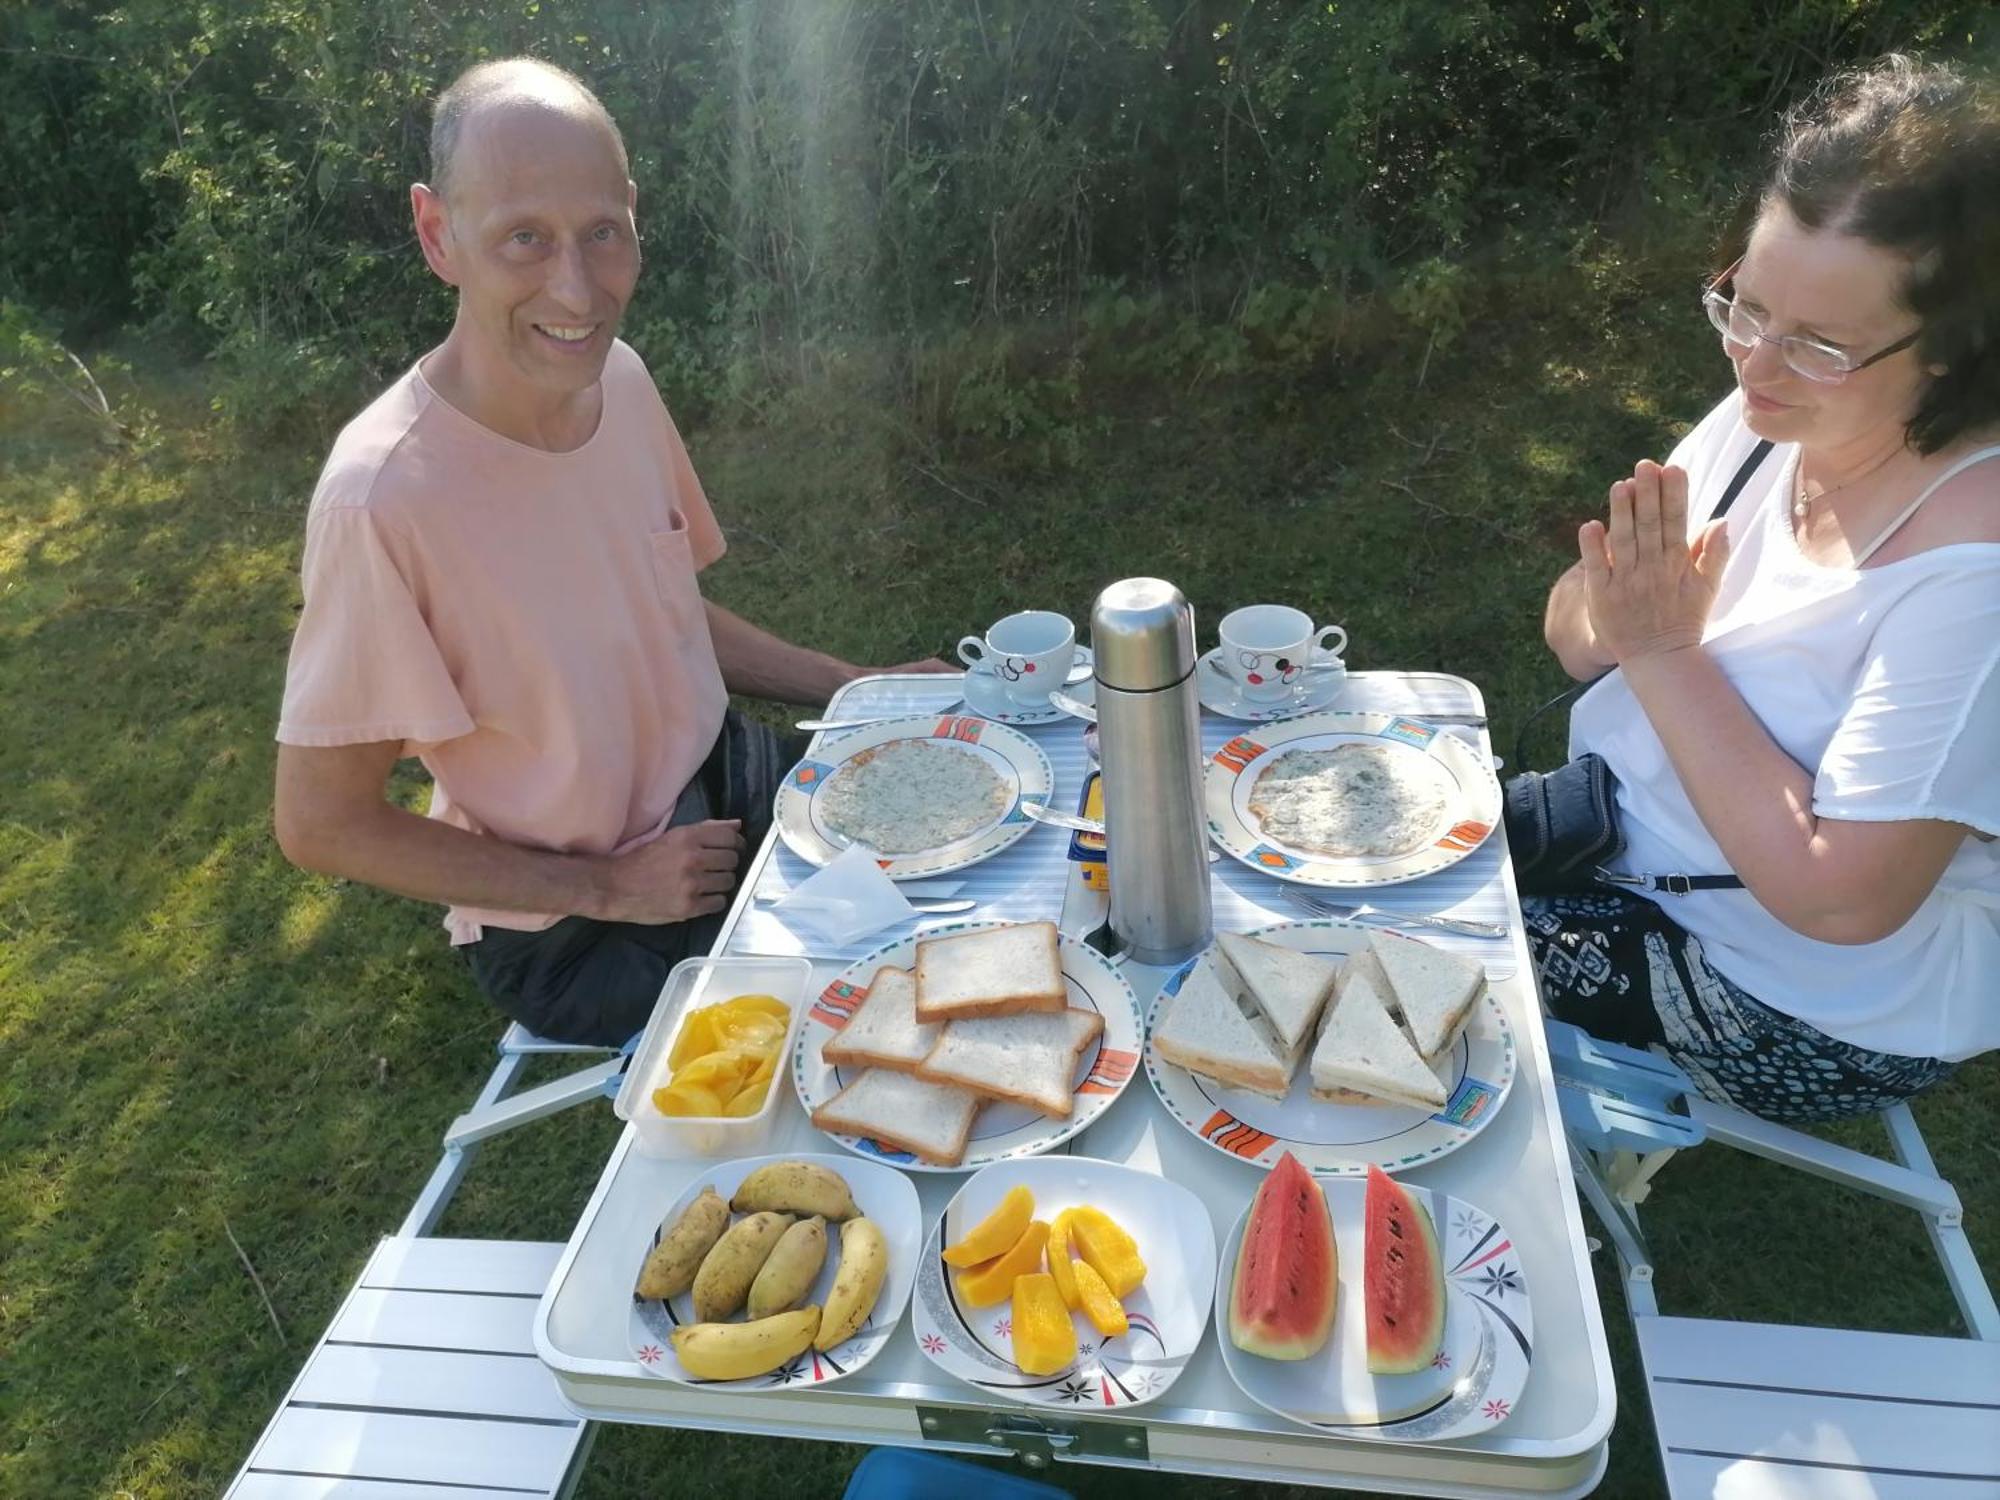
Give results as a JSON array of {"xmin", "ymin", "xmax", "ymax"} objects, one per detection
[{"xmin": 4, "ymin": 0, "xmax": 1993, "ymax": 424}]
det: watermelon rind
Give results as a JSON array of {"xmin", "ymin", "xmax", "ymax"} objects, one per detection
[
  {"xmin": 1228, "ymin": 1151, "xmax": 1338, "ymax": 1362},
  {"xmin": 1363, "ymin": 1164, "xmax": 1446, "ymax": 1375}
]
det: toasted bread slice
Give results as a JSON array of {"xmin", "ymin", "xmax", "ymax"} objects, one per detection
[
  {"xmin": 1366, "ymin": 931, "xmax": 1484, "ymax": 1060},
  {"xmin": 821, "ymin": 966, "xmax": 939, "ymax": 1074},
  {"xmin": 1309, "ymin": 958, "xmax": 1448, "ymax": 1110},
  {"xmin": 916, "ymin": 1007, "xmax": 1104, "ymax": 1118},
  {"xmin": 810, "ymin": 1067, "xmax": 982, "ymax": 1167},
  {"xmin": 914, "ymin": 921, "xmax": 1067, "ymax": 1024},
  {"xmin": 1214, "ymin": 930, "xmax": 1338, "ymax": 1057},
  {"xmin": 1151, "ymin": 953, "xmax": 1293, "ymax": 1098}
]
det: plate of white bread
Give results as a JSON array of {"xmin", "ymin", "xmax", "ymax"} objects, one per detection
[
  {"xmin": 1144, "ymin": 923, "xmax": 1515, "ymax": 1175},
  {"xmin": 794, "ymin": 921, "xmax": 1144, "ymax": 1171}
]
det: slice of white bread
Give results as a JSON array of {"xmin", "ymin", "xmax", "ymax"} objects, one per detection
[
  {"xmin": 914, "ymin": 921, "xmax": 1068, "ymax": 1024},
  {"xmin": 809, "ymin": 1067, "xmax": 982, "ymax": 1167},
  {"xmin": 1309, "ymin": 957, "xmax": 1448, "ymax": 1110},
  {"xmin": 915, "ymin": 1007, "xmax": 1104, "ymax": 1119},
  {"xmin": 1366, "ymin": 930, "xmax": 1484, "ymax": 1060},
  {"xmin": 821, "ymin": 966, "xmax": 939, "ymax": 1074},
  {"xmin": 1215, "ymin": 930, "xmax": 1338, "ymax": 1057},
  {"xmin": 1151, "ymin": 954, "xmax": 1292, "ymax": 1098}
]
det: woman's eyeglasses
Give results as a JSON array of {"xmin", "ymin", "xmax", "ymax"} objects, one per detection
[{"xmin": 1702, "ymin": 257, "xmax": 1920, "ymax": 384}]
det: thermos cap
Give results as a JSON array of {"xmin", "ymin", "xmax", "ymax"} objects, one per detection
[{"xmin": 1091, "ymin": 577, "xmax": 1196, "ymax": 691}]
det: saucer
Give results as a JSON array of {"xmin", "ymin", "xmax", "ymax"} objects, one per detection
[
  {"xmin": 1197, "ymin": 647, "xmax": 1346, "ymax": 722},
  {"xmin": 963, "ymin": 646, "xmax": 1093, "ymax": 726}
]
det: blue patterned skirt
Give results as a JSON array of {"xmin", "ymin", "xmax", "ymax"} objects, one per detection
[{"xmin": 1522, "ymin": 889, "xmax": 1954, "ymax": 1123}]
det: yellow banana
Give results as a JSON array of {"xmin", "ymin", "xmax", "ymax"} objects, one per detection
[
  {"xmin": 729, "ymin": 1161, "xmax": 859, "ymax": 1221},
  {"xmin": 672, "ymin": 1306, "xmax": 821, "ymax": 1381},
  {"xmin": 815, "ymin": 1217, "xmax": 888, "ymax": 1350},
  {"xmin": 747, "ymin": 1215, "xmax": 828, "ymax": 1318},
  {"xmin": 634, "ymin": 1187, "xmax": 730, "ymax": 1301},
  {"xmin": 690, "ymin": 1211, "xmax": 793, "ymax": 1321}
]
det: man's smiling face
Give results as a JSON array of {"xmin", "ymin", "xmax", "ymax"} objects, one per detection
[{"xmin": 420, "ymin": 98, "xmax": 640, "ymax": 401}]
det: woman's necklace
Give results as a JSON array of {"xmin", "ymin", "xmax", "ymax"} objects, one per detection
[{"xmin": 1793, "ymin": 449, "xmax": 1900, "ymax": 520}]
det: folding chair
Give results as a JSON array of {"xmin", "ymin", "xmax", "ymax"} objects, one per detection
[
  {"xmin": 226, "ymin": 1022, "xmax": 626, "ymax": 1497},
  {"xmin": 1550, "ymin": 1020, "xmax": 2000, "ymax": 1499},
  {"xmin": 402, "ymin": 1021, "xmax": 627, "ymax": 1237}
]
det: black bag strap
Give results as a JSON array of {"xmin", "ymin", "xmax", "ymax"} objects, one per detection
[{"xmin": 1512, "ymin": 438, "xmax": 1777, "ymax": 771}]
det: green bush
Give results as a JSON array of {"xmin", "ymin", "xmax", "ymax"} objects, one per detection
[{"xmin": 4, "ymin": 0, "xmax": 1995, "ymax": 432}]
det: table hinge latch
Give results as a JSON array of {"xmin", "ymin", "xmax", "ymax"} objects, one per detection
[{"xmin": 917, "ymin": 1405, "xmax": 1148, "ymax": 1467}]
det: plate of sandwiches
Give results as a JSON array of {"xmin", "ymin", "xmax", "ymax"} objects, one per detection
[
  {"xmin": 1144, "ymin": 923, "xmax": 1516, "ymax": 1175},
  {"xmin": 1205, "ymin": 711, "xmax": 1501, "ymax": 887},
  {"xmin": 795, "ymin": 920, "xmax": 1144, "ymax": 1171},
  {"xmin": 777, "ymin": 714, "xmax": 1054, "ymax": 880}
]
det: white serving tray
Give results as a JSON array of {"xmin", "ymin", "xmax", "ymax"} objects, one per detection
[{"xmin": 534, "ymin": 672, "xmax": 1615, "ymax": 1497}]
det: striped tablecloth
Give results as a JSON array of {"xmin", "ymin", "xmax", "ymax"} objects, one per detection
[{"xmin": 727, "ymin": 670, "xmax": 1511, "ymax": 967}]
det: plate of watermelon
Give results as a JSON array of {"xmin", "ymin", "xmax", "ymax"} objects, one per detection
[
  {"xmin": 1214, "ymin": 1152, "xmax": 1533, "ymax": 1442},
  {"xmin": 910, "ymin": 1155, "xmax": 1218, "ymax": 1410}
]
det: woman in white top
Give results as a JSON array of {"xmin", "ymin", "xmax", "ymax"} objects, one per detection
[{"xmin": 1533, "ymin": 55, "xmax": 2000, "ymax": 1122}]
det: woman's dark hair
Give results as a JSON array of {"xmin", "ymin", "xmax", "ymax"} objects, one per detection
[{"xmin": 1764, "ymin": 55, "xmax": 2000, "ymax": 453}]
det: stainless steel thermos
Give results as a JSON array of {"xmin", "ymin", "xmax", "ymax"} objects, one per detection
[{"xmin": 1090, "ymin": 578, "xmax": 1214, "ymax": 965}]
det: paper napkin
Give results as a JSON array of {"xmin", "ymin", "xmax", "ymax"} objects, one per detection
[{"xmin": 768, "ymin": 844, "xmax": 918, "ymax": 945}]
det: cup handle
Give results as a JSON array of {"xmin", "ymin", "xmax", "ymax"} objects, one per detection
[
  {"xmin": 956, "ymin": 637, "xmax": 990, "ymax": 672},
  {"xmin": 1313, "ymin": 624, "xmax": 1348, "ymax": 662}
]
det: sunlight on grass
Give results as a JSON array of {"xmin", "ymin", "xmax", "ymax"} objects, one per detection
[
  {"xmin": 1519, "ymin": 439, "xmax": 1579, "ymax": 477},
  {"xmin": 279, "ymin": 886, "xmax": 339, "ymax": 955}
]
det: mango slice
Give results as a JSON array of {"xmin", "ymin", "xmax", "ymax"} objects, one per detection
[
  {"xmin": 1010, "ymin": 1272, "xmax": 1078, "ymax": 1376},
  {"xmin": 1068, "ymin": 1207, "xmax": 1145, "ymax": 1298},
  {"xmin": 941, "ymin": 1185, "xmax": 1035, "ymax": 1269},
  {"xmin": 1045, "ymin": 1210, "xmax": 1082, "ymax": 1311},
  {"xmin": 1071, "ymin": 1258, "xmax": 1129, "ymax": 1338},
  {"xmin": 654, "ymin": 1081, "xmax": 727, "ymax": 1117},
  {"xmin": 953, "ymin": 1220, "xmax": 1050, "ymax": 1307}
]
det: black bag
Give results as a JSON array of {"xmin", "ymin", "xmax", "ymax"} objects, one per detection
[
  {"xmin": 1503, "ymin": 751, "xmax": 1623, "ymax": 896},
  {"xmin": 1503, "ymin": 439, "xmax": 1774, "ymax": 896}
]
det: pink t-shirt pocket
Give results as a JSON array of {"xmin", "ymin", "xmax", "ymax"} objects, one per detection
[{"xmin": 649, "ymin": 513, "xmax": 706, "ymax": 636}]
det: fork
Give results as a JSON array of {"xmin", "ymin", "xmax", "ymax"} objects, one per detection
[{"xmin": 1284, "ymin": 888, "xmax": 1506, "ymax": 939}]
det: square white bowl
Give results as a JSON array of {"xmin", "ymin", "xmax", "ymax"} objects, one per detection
[{"xmin": 615, "ymin": 955, "xmax": 813, "ymax": 1159}]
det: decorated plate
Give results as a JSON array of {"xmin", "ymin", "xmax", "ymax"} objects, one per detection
[
  {"xmin": 1205, "ymin": 710, "xmax": 1499, "ymax": 888},
  {"xmin": 912, "ymin": 1156, "xmax": 1217, "ymax": 1410},
  {"xmin": 1214, "ymin": 1179, "xmax": 1532, "ymax": 1440},
  {"xmin": 1144, "ymin": 920, "xmax": 1515, "ymax": 1175},
  {"xmin": 628, "ymin": 1152, "xmax": 922, "ymax": 1390},
  {"xmin": 794, "ymin": 922, "xmax": 1143, "ymax": 1173},
  {"xmin": 777, "ymin": 715, "xmax": 1054, "ymax": 880}
]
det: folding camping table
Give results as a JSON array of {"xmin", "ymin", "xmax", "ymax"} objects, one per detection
[{"xmin": 534, "ymin": 671, "xmax": 1616, "ymax": 1495}]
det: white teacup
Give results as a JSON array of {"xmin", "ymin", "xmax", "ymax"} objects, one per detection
[
  {"xmin": 957, "ymin": 610, "xmax": 1076, "ymax": 707},
  {"xmin": 1218, "ymin": 605, "xmax": 1347, "ymax": 703}
]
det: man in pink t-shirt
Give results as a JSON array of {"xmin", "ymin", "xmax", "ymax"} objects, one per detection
[{"xmin": 274, "ymin": 59, "xmax": 944, "ymax": 1044}]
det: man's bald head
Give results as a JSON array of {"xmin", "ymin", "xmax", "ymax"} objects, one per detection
[{"xmin": 429, "ymin": 58, "xmax": 628, "ymax": 203}]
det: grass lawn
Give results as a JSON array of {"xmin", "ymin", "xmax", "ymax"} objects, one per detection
[{"xmin": 2, "ymin": 267, "xmax": 1993, "ymax": 1499}]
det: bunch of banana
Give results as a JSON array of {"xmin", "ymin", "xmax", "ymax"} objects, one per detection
[{"xmin": 636, "ymin": 1160, "xmax": 891, "ymax": 1381}]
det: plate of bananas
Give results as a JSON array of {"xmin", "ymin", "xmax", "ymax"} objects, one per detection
[{"xmin": 628, "ymin": 1153, "xmax": 921, "ymax": 1389}]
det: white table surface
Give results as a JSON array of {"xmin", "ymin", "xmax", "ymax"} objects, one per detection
[{"xmin": 535, "ymin": 671, "xmax": 1616, "ymax": 1496}]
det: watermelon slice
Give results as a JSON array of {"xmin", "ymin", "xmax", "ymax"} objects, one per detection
[
  {"xmin": 1363, "ymin": 1164, "xmax": 1446, "ymax": 1374},
  {"xmin": 1228, "ymin": 1151, "xmax": 1338, "ymax": 1361}
]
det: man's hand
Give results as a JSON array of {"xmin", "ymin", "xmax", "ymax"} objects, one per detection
[
  {"xmin": 873, "ymin": 657, "xmax": 959, "ymax": 676},
  {"xmin": 1579, "ymin": 460, "xmax": 1728, "ymax": 665},
  {"xmin": 591, "ymin": 819, "xmax": 746, "ymax": 924}
]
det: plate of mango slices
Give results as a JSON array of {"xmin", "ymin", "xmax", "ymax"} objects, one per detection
[
  {"xmin": 910, "ymin": 1156, "xmax": 1217, "ymax": 1409},
  {"xmin": 629, "ymin": 1154, "xmax": 921, "ymax": 1389}
]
